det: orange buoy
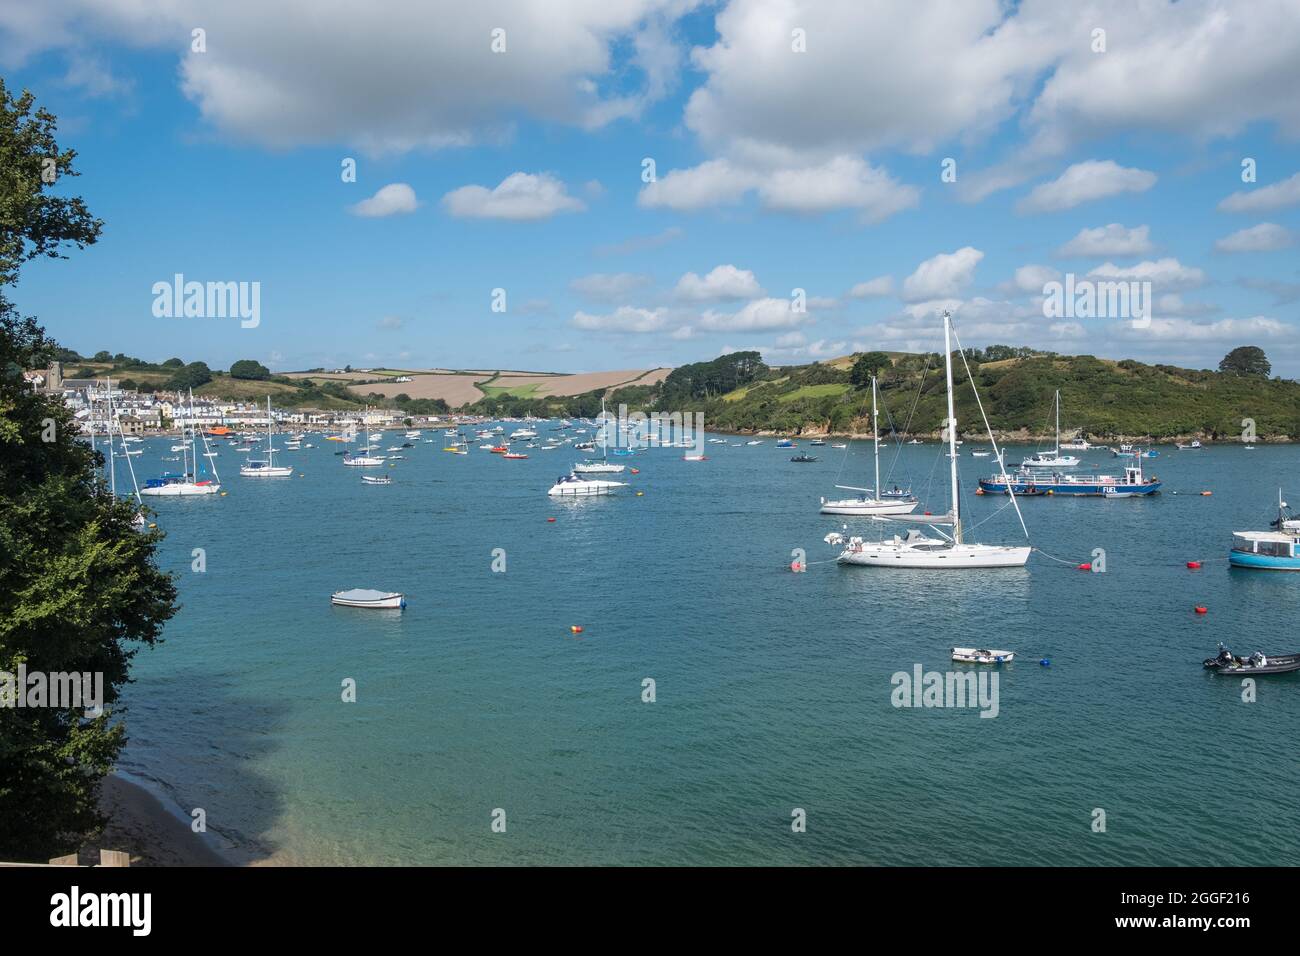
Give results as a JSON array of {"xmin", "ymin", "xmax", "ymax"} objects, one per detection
[
  {"xmin": 975, "ymin": 488, "xmax": 984, "ymax": 495},
  {"xmin": 570, "ymin": 625, "xmax": 583, "ymax": 633},
  {"xmin": 1186, "ymin": 561, "xmax": 1202, "ymax": 569},
  {"xmin": 1200, "ymin": 491, "xmax": 1212, "ymax": 496},
  {"xmin": 1195, "ymin": 606, "xmax": 1208, "ymax": 615}
]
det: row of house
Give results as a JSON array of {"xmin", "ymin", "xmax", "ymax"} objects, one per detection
[{"xmin": 25, "ymin": 362, "xmax": 448, "ymax": 434}]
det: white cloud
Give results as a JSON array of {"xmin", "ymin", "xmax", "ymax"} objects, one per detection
[
  {"xmin": 1156, "ymin": 294, "xmax": 1219, "ymax": 318},
  {"xmin": 1214, "ymin": 222, "xmax": 1296, "ymax": 253},
  {"xmin": 1017, "ymin": 161, "xmax": 1156, "ymax": 214},
  {"xmin": 1087, "ymin": 257, "xmax": 1206, "ymax": 291},
  {"xmin": 349, "ymin": 182, "xmax": 420, "ymax": 218},
  {"xmin": 442, "ymin": 172, "xmax": 585, "ymax": 221},
  {"xmin": 571, "ymin": 306, "xmax": 668, "ymax": 333},
  {"xmin": 377, "ymin": 315, "xmax": 405, "ymax": 330},
  {"xmin": 1009, "ymin": 264, "xmax": 1061, "ymax": 294},
  {"xmin": 570, "ymin": 272, "xmax": 652, "ymax": 300},
  {"xmin": 902, "ymin": 247, "xmax": 984, "ymax": 302},
  {"xmin": 674, "ymin": 265, "xmax": 763, "ymax": 301},
  {"xmin": 1114, "ymin": 316, "xmax": 1290, "ymax": 342},
  {"xmin": 1218, "ymin": 172, "xmax": 1300, "ymax": 213},
  {"xmin": 639, "ymin": 155, "xmax": 918, "ymax": 222},
  {"xmin": 699, "ymin": 297, "xmax": 810, "ymax": 332},
  {"xmin": 848, "ymin": 276, "xmax": 893, "ymax": 298},
  {"xmin": 1057, "ymin": 224, "xmax": 1153, "ymax": 258}
]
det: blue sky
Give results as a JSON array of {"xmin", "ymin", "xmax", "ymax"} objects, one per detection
[{"xmin": 3, "ymin": 1, "xmax": 1299, "ymax": 374}]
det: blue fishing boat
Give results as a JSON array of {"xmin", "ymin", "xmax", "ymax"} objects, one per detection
[
  {"xmin": 1111, "ymin": 443, "xmax": 1159, "ymax": 459},
  {"xmin": 977, "ymin": 461, "xmax": 1161, "ymax": 497},
  {"xmin": 1229, "ymin": 491, "xmax": 1300, "ymax": 570},
  {"xmin": 776, "ymin": 438, "xmax": 796, "ymax": 448}
]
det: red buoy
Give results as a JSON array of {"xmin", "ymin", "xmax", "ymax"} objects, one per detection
[
  {"xmin": 790, "ymin": 561, "xmax": 804, "ymax": 573},
  {"xmin": 1186, "ymin": 561, "xmax": 1202, "ymax": 569},
  {"xmin": 570, "ymin": 625, "xmax": 584, "ymax": 633},
  {"xmin": 1077, "ymin": 563, "xmax": 1091, "ymax": 571},
  {"xmin": 1194, "ymin": 606, "xmax": 1208, "ymax": 615},
  {"xmin": 547, "ymin": 517, "xmax": 556, "ymax": 523},
  {"xmin": 630, "ymin": 468, "xmax": 640, "ymax": 474}
]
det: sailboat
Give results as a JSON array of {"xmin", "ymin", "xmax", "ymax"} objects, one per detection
[
  {"xmin": 820, "ymin": 376, "xmax": 918, "ymax": 516},
  {"xmin": 1021, "ymin": 390, "xmax": 1080, "ymax": 468},
  {"xmin": 343, "ymin": 412, "xmax": 385, "ymax": 466},
  {"xmin": 93, "ymin": 380, "xmax": 148, "ymax": 526},
  {"xmin": 826, "ymin": 311, "xmax": 1031, "ymax": 569},
  {"xmin": 140, "ymin": 389, "xmax": 222, "ymax": 496},
  {"xmin": 240, "ymin": 397, "xmax": 294, "ymax": 477},
  {"xmin": 574, "ymin": 396, "xmax": 625, "ymax": 474}
]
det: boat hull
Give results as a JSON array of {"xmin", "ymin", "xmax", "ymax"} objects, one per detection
[
  {"xmin": 548, "ymin": 480, "xmax": 625, "ymax": 496},
  {"xmin": 819, "ymin": 498, "xmax": 919, "ymax": 516},
  {"xmin": 1228, "ymin": 551, "xmax": 1300, "ymax": 570},
  {"xmin": 139, "ymin": 482, "xmax": 220, "ymax": 497},
  {"xmin": 978, "ymin": 477, "xmax": 1162, "ymax": 496},
  {"xmin": 838, "ymin": 543, "xmax": 1031, "ymax": 568}
]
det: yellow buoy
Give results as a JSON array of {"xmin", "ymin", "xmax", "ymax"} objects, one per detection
[{"xmin": 636, "ymin": 491, "xmax": 644, "ymax": 496}]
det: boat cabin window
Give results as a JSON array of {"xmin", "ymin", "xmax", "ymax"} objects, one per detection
[{"xmin": 1257, "ymin": 539, "xmax": 1294, "ymax": 558}]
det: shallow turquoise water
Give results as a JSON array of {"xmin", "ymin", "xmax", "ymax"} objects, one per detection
[{"xmin": 113, "ymin": 434, "xmax": 1300, "ymax": 865}]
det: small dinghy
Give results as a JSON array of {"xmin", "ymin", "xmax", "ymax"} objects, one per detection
[
  {"xmin": 331, "ymin": 588, "xmax": 405, "ymax": 609},
  {"xmin": 361, "ymin": 475, "xmax": 391, "ymax": 485},
  {"xmin": 1203, "ymin": 645, "xmax": 1300, "ymax": 675},
  {"xmin": 790, "ymin": 454, "xmax": 818, "ymax": 462},
  {"xmin": 952, "ymin": 647, "xmax": 1014, "ymax": 664}
]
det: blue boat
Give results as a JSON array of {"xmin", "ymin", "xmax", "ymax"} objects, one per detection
[
  {"xmin": 1230, "ymin": 492, "xmax": 1300, "ymax": 570},
  {"xmin": 978, "ymin": 462, "xmax": 1161, "ymax": 497},
  {"xmin": 776, "ymin": 438, "xmax": 796, "ymax": 448}
]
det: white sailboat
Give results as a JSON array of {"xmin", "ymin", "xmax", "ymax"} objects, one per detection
[
  {"xmin": 1021, "ymin": 390, "xmax": 1080, "ymax": 468},
  {"xmin": 344, "ymin": 412, "xmax": 386, "ymax": 466},
  {"xmin": 820, "ymin": 376, "xmax": 918, "ymax": 516},
  {"xmin": 140, "ymin": 390, "xmax": 222, "ymax": 496},
  {"xmin": 240, "ymin": 396, "xmax": 294, "ymax": 477},
  {"xmin": 828, "ymin": 311, "xmax": 1030, "ymax": 569},
  {"xmin": 574, "ymin": 396, "xmax": 625, "ymax": 474}
]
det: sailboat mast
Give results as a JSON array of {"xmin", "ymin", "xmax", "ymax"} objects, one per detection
[
  {"xmin": 871, "ymin": 375, "xmax": 881, "ymax": 500},
  {"xmin": 943, "ymin": 311, "xmax": 961, "ymax": 544},
  {"xmin": 1054, "ymin": 389, "xmax": 1061, "ymax": 454},
  {"xmin": 107, "ymin": 377, "xmax": 117, "ymax": 496}
]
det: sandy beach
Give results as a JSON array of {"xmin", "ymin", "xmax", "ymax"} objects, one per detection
[{"xmin": 90, "ymin": 774, "xmax": 232, "ymax": 867}]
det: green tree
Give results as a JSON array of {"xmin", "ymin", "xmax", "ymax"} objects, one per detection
[
  {"xmin": 166, "ymin": 361, "xmax": 212, "ymax": 390},
  {"xmin": 162, "ymin": 357, "xmax": 184, "ymax": 368},
  {"xmin": 849, "ymin": 351, "xmax": 892, "ymax": 387},
  {"xmin": 229, "ymin": 358, "xmax": 270, "ymax": 380},
  {"xmin": 91, "ymin": 350, "xmax": 110, "ymax": 362},
  {"xmin": 1, "ymin": 83, "xmax": 177, "ymax": 861},
  {"xmin": 1218, "ymin": 346, "xmax": 1270, "ymax": 377}
]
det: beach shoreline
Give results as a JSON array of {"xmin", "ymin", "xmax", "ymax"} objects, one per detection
[{"xmin": 91, "ymin": 773, "xmax": 234, "ymax": 867}]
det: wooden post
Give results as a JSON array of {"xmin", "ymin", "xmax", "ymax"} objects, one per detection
[
  {"xmin": 48, "ymin": 853, "xmax": 79, "ymax": 866},
  {"xmin": 98, "ymin": 849, "xmax": 130, "ymax": 867}
]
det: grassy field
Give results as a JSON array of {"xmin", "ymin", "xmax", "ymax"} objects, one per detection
[{"xmin": 777, "ymin": 383, "xmax": 851, "ymax": 403}]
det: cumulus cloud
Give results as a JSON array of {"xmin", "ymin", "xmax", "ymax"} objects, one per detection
[
  {"xmin": 1113, "ymin": 316, "xmax": 1290, "ymax": 341},
  {"xmin": 1009, "ymin": 264, "xmax": 1061, "ymax": 294},
  {"xmin": 848, "ymin": 276, "xmax": 894, "ymax": 298},
  {"xmin": 1217, "ymin": 171, "xmax": 1300, "ymax": 213},
  {"xmin": 1017, "ymin": 161, "xmax": 1157, "ymax": 214},
  {"xmin": 902, "ymin": 247, "xmax": 984, "ymax": 302},
  {"xmin": 1057, "ymin": 223, "xmax": 1153, "ymax": 258},
  {"xmin": 674, "ymin": 265, "xmax": 763, "ymax": 301},
  {"xmin": 1087, "ymin": 257, "xmax": 1206, "ymax": 291},
  {"xmin": 570, "ymin": 272, "xmax": 653, "ymax": 300},
  {"xmin": 571, "ymin": 306, "xmax": 669, "ymax": 333},
  {"xmin": 349, "ymin": 182, "xmax": 420, "ymax": 217},
  {"xmin": 1213, "ymin": 222, "xmax": 1296, "ymax": 253},
  {"xmin": 442, "ymin": 172, "xmax": 585, "ymax": 220},
  {"xmin": 639, "ymin": 156, "xmax": 918, "ymax": 222},
  {"xmin": 699, "ymin": 297, "xmax": 810, "ymax": 332}
]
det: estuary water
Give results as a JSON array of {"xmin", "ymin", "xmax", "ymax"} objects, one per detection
[{"xmin": 113, "ymin": 431, "xmax": 1300, "ymax": 866}]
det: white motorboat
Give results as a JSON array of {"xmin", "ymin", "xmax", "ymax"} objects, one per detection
[
  {"xmin": 952, "ymin": 647, "xmax": 1015, "ymax": 664},
  {"xmin": 573, "ymin": 460, "xmax": 625, "ymax": 474},
  {"xmin": 830, "ymin": 311, "xmax": 1030, "ymax": 569},
  {"xmin": 240, "ymin": 397, "xmax": 294, "ymax": 477},
  {"xmin": 361, "ymin": 475, "xmax": 391, "ymax": 485},
  {"xmin": 548, "ymin": 473, "xmax": 626, "ymax": 496},
  {"xmin": 331, "ymin": 588, "xmax": 405, "ymax": 609},
  {"xmin": 509, "ymin": 428, "xmax": 538, "ymax": 440},
  {"xmin": 820, "ymin": 376, "xmax": 919, "ymax": 517}
]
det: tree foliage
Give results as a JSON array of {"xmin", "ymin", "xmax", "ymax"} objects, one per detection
[
  {"xmin": 0, "ymin": 86, "xmax": 177, "ymax": 861},
  {"xmin": 1219, "ymin": 346, "xmax": 1270, "ymax": 378},
  {"xmin": 229, "ymin": 358, "xmax": 270, "ymax": 380}
]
